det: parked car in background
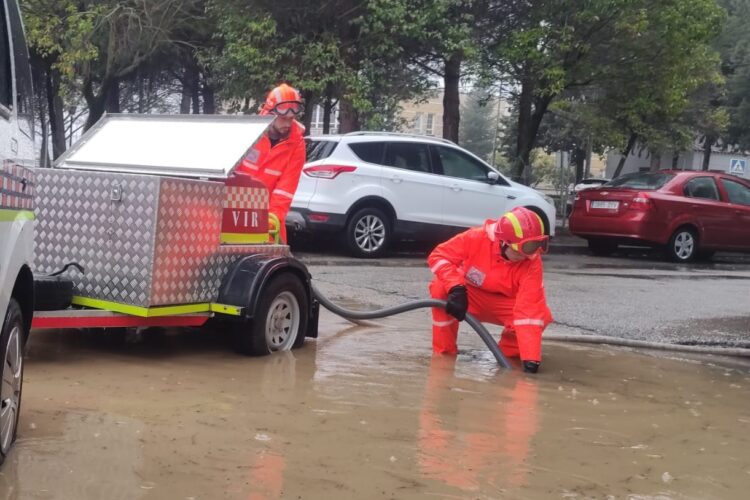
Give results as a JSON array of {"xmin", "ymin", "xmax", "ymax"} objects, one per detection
[
  {"xmin": 569, "ymin": 170, "xmax": 750, "ymax": 262},
  {"xmin": 289, "ymin": 132, "xmax": 557, "ymax": 257},
  {"xmin": 566, "ymin": 178, "xmax": 610, "ymax": 216},
  {"xmin": 0, "ymin": 0, "xmax": 35, "ymax": 465}
]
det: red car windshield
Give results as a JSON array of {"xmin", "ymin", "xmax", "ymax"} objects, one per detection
[{"xmin": 603, "ymin": 172, "xmax": 675, "ymax": 190}]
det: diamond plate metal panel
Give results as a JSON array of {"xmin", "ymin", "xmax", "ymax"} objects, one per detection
[
  {"xmin": 151, "ymin": 178, "xmax": 224, "ymax": 305},
  {"xmin": 34, "ymin": 169, "xmax": 159, "ymax": 306},
  {"xmin": 35, "ymin": 169, "xmax": 290, "ymax": 308}
]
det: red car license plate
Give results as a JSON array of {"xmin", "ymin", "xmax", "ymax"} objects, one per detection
[{"xmin": 591, "ymin": 200, "xmax": 619, "ymax": 209}]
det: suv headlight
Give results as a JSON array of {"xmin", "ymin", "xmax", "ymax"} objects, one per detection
[{"xmin": 542, "ymin": 194, "xmax": 555, "ymax": 206}]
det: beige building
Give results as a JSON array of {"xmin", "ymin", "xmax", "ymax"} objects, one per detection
[{"xmin": 399, "ymin": 90, "xmax": 445, "ymax": 137}]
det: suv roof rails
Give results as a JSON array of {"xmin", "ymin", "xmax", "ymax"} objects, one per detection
[{"xmin": 343, "ymin": 131, "xmax": 455, "ymax": 145}]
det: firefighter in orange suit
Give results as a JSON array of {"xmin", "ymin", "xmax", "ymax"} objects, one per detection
[
  {"xmin": 238, "ymin": 83, "xmax": 306, "ymax": 243},
  {"xmin": 428, "ymin": 206, "xmax": 553, "ymax": 373}
]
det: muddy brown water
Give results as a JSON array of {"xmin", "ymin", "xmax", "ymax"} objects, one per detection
[{"xmin": 1, "ymin": 313, "xmax": 749, "ymax": 500}]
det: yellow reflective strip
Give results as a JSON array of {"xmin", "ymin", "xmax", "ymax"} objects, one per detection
[
  {"xmin": 531, "ymin": 212, "xmax": 545, "ymax": 234},
  {"xmin": 505, "ymin": 212, "xmax": 524, "ymax": 238},
  {"xmin": 210, "ymin": 303, "xmax": 243, "ymax": 316},
  {"xmin": 220, "ymin": 232, "xmax": 269, "ymax": 244},
  {"xmin": 0, "ymin": 209, "xmax": 35, "ymax": 222},
  {"xmin": 71, "ymin": 296, "xmax": 210, "ymax": 317}
]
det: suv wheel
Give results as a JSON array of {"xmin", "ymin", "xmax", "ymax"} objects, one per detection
[{"xmin": 345, "ymin": 207, "xmax": 391, "ymax": 258}]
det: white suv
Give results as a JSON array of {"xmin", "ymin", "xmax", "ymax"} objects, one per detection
[
  {"xmin": 288, "ymin": 132, "xmax": 556, "ymax": 257},
  {"xmin": 1, "ymin": 0, "xmax": 35, "ymax": 465}
]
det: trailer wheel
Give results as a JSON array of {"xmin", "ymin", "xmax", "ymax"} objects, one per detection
[
  {"xmin": 0, "ymin": 300, "xmax": 25, "ymax": 465},
  {"xmin": 235, "ymin": 273, "xmax": 308, "ymax": 356}
]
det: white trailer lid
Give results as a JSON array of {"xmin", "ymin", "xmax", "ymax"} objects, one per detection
[{"xmin": 54, "ymin": 114, "xmax": 273, "ymax": 179}]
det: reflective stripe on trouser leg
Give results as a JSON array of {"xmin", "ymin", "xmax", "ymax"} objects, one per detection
[{"xmin": 429, "ymin": 280, "xmax": 459, "ymax": 354}]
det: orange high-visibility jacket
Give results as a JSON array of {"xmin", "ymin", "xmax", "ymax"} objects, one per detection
[
  {"xmin": 238, "ymin": 121, "xmax": 306, "ymax": 240},
  {"xmin": 428, "ymin": 219, "xmax": 552, "ymax": 336}
]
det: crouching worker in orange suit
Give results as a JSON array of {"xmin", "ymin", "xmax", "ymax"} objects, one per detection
[{"xmin": 428, "ymin": 206, "xmax": 553, "ymax": 373}]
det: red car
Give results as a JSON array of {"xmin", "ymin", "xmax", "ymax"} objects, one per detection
[{"xmin": 569, "ymin": 170, "xmax": 750, "ymax": 262}]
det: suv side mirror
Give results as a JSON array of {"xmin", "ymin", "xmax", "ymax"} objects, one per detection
[{"xmin": 487, "ymin": 171, "xmax": 500, "ymax": 184}]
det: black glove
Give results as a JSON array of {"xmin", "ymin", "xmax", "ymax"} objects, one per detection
[
  {"xmin": 523, "ymin": 361, "xmax": 540, "ymax": 374},
  {"xmin": 445, "ymin": 285, "xmax": 468, "ymax": 321}
]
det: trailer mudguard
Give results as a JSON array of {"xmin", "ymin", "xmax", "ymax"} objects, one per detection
[{"xmin": 217, "ymin": 254, "xmax": 319, "ymax": 338}]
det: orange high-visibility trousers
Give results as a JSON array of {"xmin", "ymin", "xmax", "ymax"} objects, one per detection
[{"xmin": 429, "ymin": 279, "xmax": 545, "ymax": 359}]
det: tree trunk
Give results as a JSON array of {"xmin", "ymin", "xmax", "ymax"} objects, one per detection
[
  {"xmin": 514, "ymin": 87, "xmax": 552, "ymax": 185},
  {"xmin": 442, "ymin": 53, "xmax": 461, "ymax": 143},
  {"xmin": 613, "ymin": 132, "xmax": 638, "ymax": 178},
  {"xmin": 672, "ymin": 151, "xmax": 680, "ymax": 169},
  {"xmin": 105, "ymin": 79, "xmax": 120, "ymax": 113},
  {"xmin": 202, "ymin": 81, "xmax": 216, "ymax": 114},
  {"xmin": 39, "ymin": 103, "xmax": 49, "ymax": 168},
  {"xmin": 322, "ymin": 85, "xmax": 334, "ymax": 134},
  {"xmin": 83, "ymin": 82, "xmax": 106, "ymax": 131},
  {"xmin": 702, "ymin": 136, "xmax": 714, "ymax": 171},
  {"xmin": 514, "ymin": 78, "xmax": 534, "ymax": 183},
  {"xmin": 572, "ymin": 147, "xmax": 585, "ymax": 184},
  {"xmin": 45, "ymin": 68, "xmax": 66, "ymax": 160},
  {"xmin": 300, "ymin": 91, "xmax": 315, "ymax": 136},
  {"xmin": 338, "ymin": 96, "xmax": 359, "ymax": 133},
  {"xmin": 584, "ymin": 136, "xmax": 593, "ymax": 178},
  {"xmin": 180, "ymin": 80, "xmax": 191, "ymax": 114},
  {"xmin": 137, "ymin": 70, "xmax": 145, "ymax": 113},
  {"xmin": 649, "ymin": 151, "xmax": 661, "ymax": 171}
]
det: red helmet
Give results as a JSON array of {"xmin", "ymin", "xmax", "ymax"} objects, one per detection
[
  {"xmin": 260, "ymin": 83, "xmax": 304, "ymax": 116},
  {"xmin": 495, "ymin": 207, "xmax": 548, "ymax": 256}
]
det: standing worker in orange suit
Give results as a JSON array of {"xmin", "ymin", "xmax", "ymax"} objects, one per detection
[
  {"xmin": 238, "ymin": 83, "xmax": 306, "ymax": 243},
  {"xmin": 427, "ymin": 206, "xmax": 553, "ymax": 373}
]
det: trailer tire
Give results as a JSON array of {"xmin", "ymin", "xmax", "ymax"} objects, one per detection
[
  {"xmin": 235, "ymin": 273, "xmax": 308, "ymax": 356},
  {"xmin": 0, "ymin": 300, "xmax": 25, "ymax": 465},
  {"xmin": 33, "ymin": 275, "xmax": 73, "ymax": 311}
]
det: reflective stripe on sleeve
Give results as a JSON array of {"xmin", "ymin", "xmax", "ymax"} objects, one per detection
[
  {"xmin": 272, "ymin": 189, "xmax": 295, "ymax": 199},
  {"xmin": 514, "ymin": 319, "xmax": 545, "ymax": 327},
  {"xmin": 430, "ymin": 259, "xmax": 452, "ymax": 274},
  {"xmin": 265, "ymin": 169, "xmax": 282, "ymax": 176}
]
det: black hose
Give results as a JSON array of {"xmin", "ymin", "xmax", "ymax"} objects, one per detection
[{"xmin": 311, "ymin": 284, "xmax": 512, "ymax": 369}]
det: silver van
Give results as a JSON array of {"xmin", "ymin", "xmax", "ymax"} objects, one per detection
[{"xmin": 0, "ymin": 0, "xmax": 35, "ymax": 465}]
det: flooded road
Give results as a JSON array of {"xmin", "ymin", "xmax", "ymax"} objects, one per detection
[{"xmin": 3, "ymin": 311, "xmax": 750, "ymax": 499}]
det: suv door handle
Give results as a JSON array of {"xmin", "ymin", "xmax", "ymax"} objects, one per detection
[
  {"xmin": 390, "ymin": 176, "xmax": 402, "ymax": 184},
  {"xmin": 450, "ymin": 184, "xmax": 462, "ymax": 192}
]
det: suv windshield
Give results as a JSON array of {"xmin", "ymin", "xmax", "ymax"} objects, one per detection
[{"xmin": 604, "ymin": 172, "xmax": 674, "ymax": 190}]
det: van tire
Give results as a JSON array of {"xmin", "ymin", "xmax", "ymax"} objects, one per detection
[{"xmin": 0, "ymin": 299, "xmax": 25, "ymax": 465}]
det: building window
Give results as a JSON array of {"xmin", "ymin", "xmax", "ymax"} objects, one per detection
[
  {"xmin": 309, "ymin": 103, "xmax": 339, "ymax": 134},
  {"xmin": 425, "ymin": 113, "xmax": 434, "ymax": 136},
  {"xmin": 413, "ymin": 112, "xmax": 423, "ymax": 134}
]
